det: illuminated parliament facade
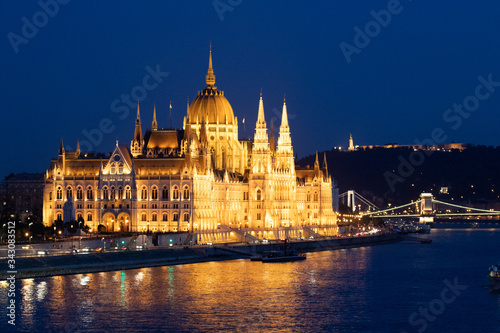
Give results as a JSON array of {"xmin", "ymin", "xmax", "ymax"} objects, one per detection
[{"xmin": 42, "ymin": 51, "xmax": 338, "ymax": 243}]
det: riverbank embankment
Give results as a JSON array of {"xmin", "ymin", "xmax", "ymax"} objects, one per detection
[{"xmin": 1, "ymin": 233, "xmax": 402, "ymax": 280}]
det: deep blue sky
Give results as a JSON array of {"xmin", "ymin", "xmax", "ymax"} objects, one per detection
[{"xmin": 1, "ymin": 1, "xmax": 500, "ymax": 178}]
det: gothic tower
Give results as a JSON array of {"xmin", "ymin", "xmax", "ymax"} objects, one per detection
[{"xmin": 131, "ymin": 103, "xmax": 144, "ymax": 157}]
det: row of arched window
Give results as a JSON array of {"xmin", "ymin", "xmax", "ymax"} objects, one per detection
[
  {"xmin": 102, "ymin": 186, "xmax": 131, "ymax": 200},
  {"xmin": 51, "ymin": 185, "xmax": 191, "ymax": 201},
  {"xmin": 306, "ymin": 191, "xmax": 319, "ymax": 202},
  {"xmin": 55, "ymin": 212, "xmax": 93, "ymax": 222},
  {"xmin": 140, "ymin": 212, "xmax": 189, "ymax": 222},
  {"xmin": 140, "ymin": 185, "xmax": 189, "ymax": 201},
  {"xmin": 53, "ymin": 185, "xmax": 98, "ymax": 201}
]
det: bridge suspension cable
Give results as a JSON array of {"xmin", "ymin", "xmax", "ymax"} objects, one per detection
[
  {"xmin": 363, "ymin": 200, "xmax": 422, "ymax": 216},
  {"xmin": 433, "ymin": 199, "xmax": 500, "ymax": 214},
  {"xmin": 338, "ymin": 191, "xmax": 379, "ymax": 210},
  {"xmin": 355, "ymin": 193, "xmax": 379, "ymax": 210}
]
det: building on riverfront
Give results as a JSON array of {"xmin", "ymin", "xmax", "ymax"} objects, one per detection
[
  {"xmin": 0, "ymin": 173, "xmax": 44, "ymax": 223},
  {"xmin": 42, "ymin": 50, "xmax": 338, "ymax": 243}
]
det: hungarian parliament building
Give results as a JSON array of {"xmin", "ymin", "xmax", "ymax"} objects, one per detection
[{"xmin": 42, "ymin": 50, "xmax": 338, "ymax": 243}]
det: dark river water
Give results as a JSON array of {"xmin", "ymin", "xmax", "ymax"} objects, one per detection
[{"xmin": 1, "ymin": 229, "xmax": 500, "ymax": 332}]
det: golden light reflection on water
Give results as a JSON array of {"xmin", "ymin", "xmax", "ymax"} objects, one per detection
[{"xmin": 2, "ymin": 248, "xmax": 371, "ymax": 332}]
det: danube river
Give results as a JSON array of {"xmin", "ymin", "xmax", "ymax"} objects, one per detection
[{"xmin": 2, "ymin": 229, "xmax": 500, "ymax": 332}]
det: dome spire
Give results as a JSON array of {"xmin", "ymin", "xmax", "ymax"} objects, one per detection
[{"xmin": 206, "ymin": 43, "xmax": 216, "ymax": 87}]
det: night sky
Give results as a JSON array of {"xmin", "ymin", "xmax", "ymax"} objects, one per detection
[{"xmin": 1, "ymin": 1, "xmax": 500, "ymax": 179}]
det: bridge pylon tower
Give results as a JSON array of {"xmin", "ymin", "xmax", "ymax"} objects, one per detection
[
  {"xmin": 347, "ymin": 190, "xmax": 356, "ymax": 212},
  {"xmin": 419, "ymin": 193, "xmax": 434, "ymax": 223}
]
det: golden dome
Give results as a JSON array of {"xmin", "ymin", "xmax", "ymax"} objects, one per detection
[
  {"xmin": 187, "ymin": 48, "xmax": 235, "ymax": 125},
  {"xmin": 188, "ymin": 87, "xmax": 234, "ymax": 124}
]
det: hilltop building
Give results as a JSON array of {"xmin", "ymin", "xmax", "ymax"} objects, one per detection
[
  {"xmin": 42, "ymin": 50, "xmax": 338, "ymax": 243},
  {"xmin": 348, "ymin": 134, "xmax": 355, "ymax": 151},
  {"xmin": 347, "ymin": 134, "xmax": 469, "ymax": 152}
]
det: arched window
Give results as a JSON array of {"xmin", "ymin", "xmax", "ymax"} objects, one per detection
[
  {"xmin": 141, "ymin": 213, "xmax": 147, "ymax": 221},
  {"xmin": 173, "ymin": 186, "xmax": 179, "ymax": 200},
  {"xmin": 77, "ymin": 212, "xmax": 82, "ymax": 220},
  {"xmin": 67, "ymin": 186, "xmax": 73, "ymax": 198},
  {"xmin": 152, "ymin": 213, "xmax": 157, "ymax": 222},
  {"xmin": 173, "ymin": 213, "xmax": 179, "ymax": 221},
  {"xmin": 56, "ymin": 186, "xmax": 62, "ymax": 200},
  {"xmin": 141, "ymin": 186, "xmax": 148, "ymax": 200},
  {"xmin": 56, "ymin": 212, "xmax": 62, "ymax": 221},
  {"xmin": 314, "ymin": 192, "xmax": 318, "ymax": 201},
  {"xmin": 307, "ymin": 191, "xmax": 311, "ymax": 202},
  {"xmin": 256, "ymin": 189, "xmax": 262, "ymax": 201},
  {"xmin": 76, "ymin": 186, "xmax": 83, "ymax": 200},
  {"xmin": 110, "ymin": 186, "xmax": 115, "ymax": 200},
  {"xmin": 152, "ymin": 186, "xmax": 158, "ymax": 200},
  {"xmin": 162, "ymin": 186, "xmax": 169, "ymax": 200},
  {"xmin": 49, "ymin": 191, "xmax": 53, "ymax": 201},
  {"xmin": 103, "ymin": 186, "xmax": 108, "ymax": 200},
  {"xmin": 87, "ymin": 186, "xmax": 93, "ymax": 200},
  {"xmin": 183, "ymin": 213, "xmax": 189, "ymax": 222},
  {"xmin": 162, "ymin": 213, "xmax": 168, "ymax": 221},
  {"xmin": 125, "ymin": 186, "xmax": 131, "ymax": 200},
  {"xmin": 87, "ymin": 213, "xmax": 92, "ymax": 222},
  {"xmin": 118, "ymin": 186, "xmax": 123, "ymax": 200},
  {"xmin": 183, "ymin": 186, "xmax": 190, "ymax": 200}
]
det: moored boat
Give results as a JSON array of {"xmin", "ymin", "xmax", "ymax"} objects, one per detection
[
  {"xmin": 489, "ymin": 264, "xmax": 500, "ymax": 290},
  {"xmin": 261, "ymin": 251, "xmax": 306, "ymax": 263}
]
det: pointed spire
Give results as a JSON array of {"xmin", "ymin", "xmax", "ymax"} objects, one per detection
[
  {"xmin": 205, "ymin": 43, "xmax": 216, "ymax": 87},
  {"xmin": 133, "ymin": 102, "xmax": 143, "ymax": 144},
  {"xmin": 136, "ymin": 102, "xmax": 141, "ymax": 123},
  {"xmin": 314, "ymin": 151, "xmax": 319, "ymax": 168},
  {"xmin": 152, "ymin": 104, "xmax": 157, "ymax": 131},
  {"xmin": 59, "ymin": 138, "xmax": 65, "ymax": 155},
  {"xmin": 281, "ymin": 96, "xmax": 289, "ymax": 128},
  {"xmin": 256, "ymin": 92, "xmax": 266, "ymax": 126},
  {"xmin": 76, "ymin": 139, "xmax": 80, "ymax": 155}
]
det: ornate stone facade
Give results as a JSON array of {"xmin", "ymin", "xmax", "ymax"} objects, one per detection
[{"xmin": 43, "ymin": 50, "xmax": 338, "ymax": 242}]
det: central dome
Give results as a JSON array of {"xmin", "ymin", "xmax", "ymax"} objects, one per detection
[
  {"xmin": 188, "ymin": 87, "xmax": 235, "ymax": 124},
  {"xmin": 187, "ymin": 49, "xmax": 235, "ymax": 125}
]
